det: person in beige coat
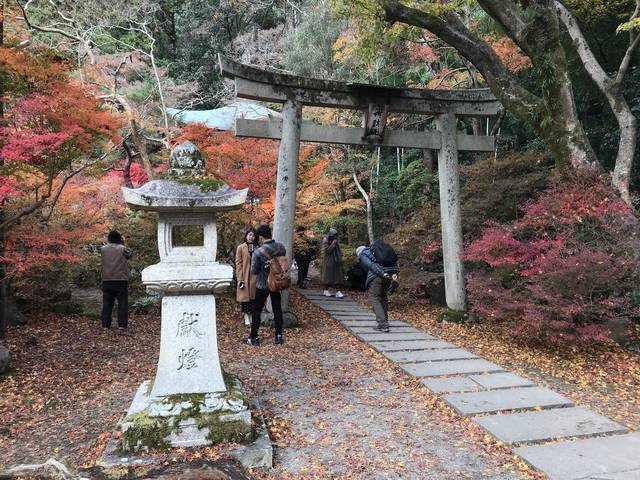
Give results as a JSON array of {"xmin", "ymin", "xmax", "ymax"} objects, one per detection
[{"xmin": 235, "ymin": 227, "xmax": 257, "ymax": 325}]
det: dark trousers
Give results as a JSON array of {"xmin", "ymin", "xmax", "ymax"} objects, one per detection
[
  {"xmin": 101, "ymin": 281, "xmax": 128, "ymax": 328},
  {"xmin": 250, "ymin": 288, "xmax": 283, "ymax": 339},
  {"xmin": 297, "ymin": 258, "xmax": 311, "ymax": 287},
  {"xmin": 368, "ymin": 277, "xmax": 391, "ymax": 328}
]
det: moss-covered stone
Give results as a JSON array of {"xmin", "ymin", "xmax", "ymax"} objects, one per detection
[
  {"xmin": 437, "ymin": 308, "xmax": 469, "ymax": 324},
  {"xmin": 119, "ymin": 372, "xmax": 253, "ymax": 453},
  {"xmin": 119, "ymin": 411, "xmax": 171, "ymax": 453},
  {"xmin": 197, "ymin": 412, "xmax": 253, "ymax": 444},
  {"xmin": 173, "ymin": 178, "xmax": 225, "ymax": 193}
]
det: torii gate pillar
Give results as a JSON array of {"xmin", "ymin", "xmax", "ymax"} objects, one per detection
[
  {"xmin": 435, "ymin": 113, "xmax": 466, "ymax": 311},
  {"xmin": 272, "ymin": 99, "xmax": 302, "ymax": 312}
]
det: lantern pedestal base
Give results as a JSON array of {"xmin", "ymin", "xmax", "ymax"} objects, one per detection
[{"xmin": 118, "ymin": 374, "xmax": 252, "ymax": 453}]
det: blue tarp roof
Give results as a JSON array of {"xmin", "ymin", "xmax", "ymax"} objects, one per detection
[{"xmin": 167, "ymin": 101, "xmax": 280, "ymax": 131}]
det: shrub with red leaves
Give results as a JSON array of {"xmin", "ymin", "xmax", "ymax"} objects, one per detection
[{"xmin": 465, "ymin": 173, "xmax": 640, "ymax": 345}]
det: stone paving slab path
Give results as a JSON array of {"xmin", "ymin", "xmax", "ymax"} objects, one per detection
[
  {"xmin": 348, "ymin": 325, "xmax": 423, "ymax": 334},
  {"xmin": 368, "ymin": 340, "xmax": 458, "ymax": 352},
  {"xmin": 356, "ymin": 332, "xmax": 436, "ymax": 342},
  {"xmin": 340, "ymin": 320, "xmax": 407, "ymax": 327},
  {"xmin": 298, "ymin": 289, "xmax": 640, "ymax": 480},
  {"xmin": 443, "ymin": 387, "xmax": 573, "ymax": 415},
  {"xmin": 514, "ymin": 433, "xmax": 640, "ymax": 480},
  {"xmin": 401, "ymin": 358, "xmax": 505, "ymax": 378},
  {"xmin": 474, "ymin": 407, "xmax": 627, "ymax": 444},
  {"xmin": 384, "ymin": 348, "xmax": 479, "ymax": 363}
]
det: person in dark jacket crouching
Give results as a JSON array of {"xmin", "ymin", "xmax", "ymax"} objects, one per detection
[
  {"xmin": 356, "ymin": 240, "xmax": 399, "ymax": 333},
  {"xmin": 101, "ymin": 230, "xmax": 132, "ymax": 330}
]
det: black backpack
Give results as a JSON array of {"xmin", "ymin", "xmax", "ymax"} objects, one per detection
[{"xmin": 370, "ymin": 240, "xmax": 398, "ymax": 267}]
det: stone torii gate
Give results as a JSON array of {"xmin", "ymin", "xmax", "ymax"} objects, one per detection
[{"xmin": 218, "ymin": 55, "xmax": 499, "ymax": 312}]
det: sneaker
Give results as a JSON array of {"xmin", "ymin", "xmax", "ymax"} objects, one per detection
[
  {"xmin": 323, "ymin": 290, "xmax": 333, "ymax": 297},
  {"xmin": 242, "ymin": 337, "xmax": 260, "ymax": 346},
  {"xmin": 335, "ymin": 291, "xmax": 344, "ymax": 298},
  {"xmin": 373, "ymin": 325, "xmax": 390, "ymax": 333},
  {"xmin": 274, "ymin": 334, "xmax": 284, "ymax": 345}
]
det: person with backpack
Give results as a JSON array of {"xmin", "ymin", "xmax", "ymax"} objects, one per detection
[
  {"xmin": 356, "ymin": 239, "xmax": 400, "ymax": 333},
  {"xmin": 243, "ymin": 224, "xmax": 289, "ymax": 346}
]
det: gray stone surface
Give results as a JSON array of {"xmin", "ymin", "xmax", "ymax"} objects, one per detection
[
  {"xmin": 474, "ymin": 407, "xmax": 627, "ymax": 444},
  {"xmin": 340, "ymin": 320, "xmax": 408, "ymax": 327},
  {"xmin": 333, "ymin": 315, "xmax": 378, "ymax": 321},
  {"xmin": 385, "ymin": 348, "xmax": 478, "ymax": 363},
  {"xmin": 152, "ymin": 295, "xmax": 225, "ymax": 396},
  {"xmin": 444, "ymin": 387, "xmax": 573, "ymax": 416},
  {"xmin": 0, "ymin": 458, "xmax": 90, "ymax": 480},
  {"xmin": 123, "ymin": 181, "xmax": 247, "ymax": 213},
  {"xmin": 357, "ymin": 332, "xmax": 435, "ymax": 342},
  {"xmin": 514, "ymin": 433, "xmax": 640, "ymax": 480},
  {"xmin": 402, "ymin": 359, "xmax": 505, "ymax": 378},
  {"xmin": 469, "ymin": 372, "xmax": 535, "ymax": 390},
  {"xmin": 584, "ymin": 471, "xmax": 640, "ymax": 480},
  {"xmin": 368, "ymin": 340, "xmax": 457, "ymax": 352},
  {"xmin": 0, "ymin": 344, "xmax": 11, "ymax": 374},
  {"xmin": 231, "ymin": 401, "xmax": 273, "ymax": 469},
  {"xmin": 349, "ymin": 326, "xmax": 423, "ymax": 334},
  {"xmin": 421, "ymin": 377, "xmax": 481, "ymax": 394}
]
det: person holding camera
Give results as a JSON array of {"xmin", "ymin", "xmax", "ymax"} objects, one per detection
[
  {"xmin": 356, "ymin": 240, "xmax": 400, "ymax": 333},
  {"xmin": 101, "ymin": 230, "xmax": 132, "ymax": 330},
  {"xmin": 235, "ymin": 227, "xmax": 257, "ymax": 326}
]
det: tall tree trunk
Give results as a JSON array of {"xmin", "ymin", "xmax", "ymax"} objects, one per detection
[{"xmin": 554, "ymin": 0, "xmax": 640, "ymax": 204}]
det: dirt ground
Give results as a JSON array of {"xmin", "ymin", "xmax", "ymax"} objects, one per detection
[{"xmin": 1, "ymin": 287, "xmax": 537, "ymax": 479}]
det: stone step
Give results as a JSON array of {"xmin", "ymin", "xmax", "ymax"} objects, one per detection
[
  {"xmin": 474, "ymin": 407, "xmax": 628, "ymax": 444},
  {"xmin": 469, "ymin": 372, "xmax": 535, "ymax": 390},
  {"xmin": 421, "ymin": 372, "xmax": 536, "ymax": 394},
  {"xmin": 385, "ymin": 348, "xmax": 478, "ymax": 363},
  {"xmin": 443, "ymin": 387, "xmax": 573, "ymax": 416},
  {"xmin": 340, "ymin": 320, "xmax": 408, "ymax": 327},
  {"xmin": 401, "ymin": 359, "xmax": 505, "ymax": 378},
  {"xmin": 368, "ymin": 340, "xmax": 458, "ymax": 352},
  {"xmin": 330, "ymin": 312, "xmax": 376, "ymax": 317},
  {"xmin": 514, "ymin": 433, "xmax": 640, "ymax": 480},
  {"xmin": 349, "ymin": 326, "xmax": 423, "ymax": 334},
  {"xmin": 357, "ymin": 332, "xmax": 436, "ymax": 343},
  {"xmin": 421, "ymin": 377, "xmax": 482, "ymax": 394}
]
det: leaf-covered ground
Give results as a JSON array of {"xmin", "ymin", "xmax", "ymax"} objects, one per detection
[{"xmin": 9, "ymin": 286, "xmax": 635, "ymax": 478}]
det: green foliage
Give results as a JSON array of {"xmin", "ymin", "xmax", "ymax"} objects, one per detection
[
  {"xmin": 126, "ymin": 78, "xmax": 157, "ymax": 104},
  {"xmin": 50, "ymin": 301, "xmax": 84, "ymax": 315},
  {"xmin": 395, "ymin": 160, "xmax": 436, "ymax": 219},
  {"xmin": 282, "ymin": 0, "xmax": 347, "ymax": 78}
]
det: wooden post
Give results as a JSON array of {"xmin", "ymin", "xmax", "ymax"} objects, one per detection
[
  {"xmin": 435, "ymin": 113, "xmax": 466, "ymax": 311},
  {"xmin": 272, "ymin": 99, "xmax": 302, "ymax": 312}
]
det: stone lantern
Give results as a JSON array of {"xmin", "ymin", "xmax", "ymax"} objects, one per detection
[{"xmin": 117, "ymin": 141, "xmax": 252, "ymax": 451}]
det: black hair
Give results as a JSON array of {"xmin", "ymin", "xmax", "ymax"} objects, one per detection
[
  {"xmin": 108, "ymin": 230, "xmax": 123, "ymax": 244},
  {"xmin": 244, "ymin": 227, "xmax": 256, "ymax": 243},
  {"xmin": 256, "ymin": 224, "xmax": 272, "ymax": 240}
]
